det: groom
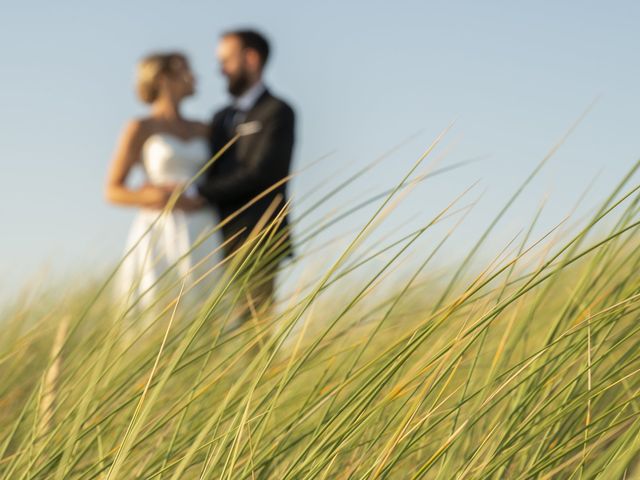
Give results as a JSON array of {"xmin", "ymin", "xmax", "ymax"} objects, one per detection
[{"xmin": 198, "ymin": 29, "xmax": 295, "ymax": 313}]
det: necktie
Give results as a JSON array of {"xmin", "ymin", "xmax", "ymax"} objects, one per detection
[{"xmin": 225, "ymin": 107, "xmax": 246, "ymax": 136}]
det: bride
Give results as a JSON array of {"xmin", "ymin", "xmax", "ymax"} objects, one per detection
[{"xmin": 105, "ymin": 52, "xmax": 222, "ymax": 310}]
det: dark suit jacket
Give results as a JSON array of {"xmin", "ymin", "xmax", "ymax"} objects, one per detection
[{"xmin": 198, "ymin": 89, "xmax": 295, "ymax": 256}]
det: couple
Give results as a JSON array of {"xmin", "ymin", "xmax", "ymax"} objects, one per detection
[{"xmin": 105, "ymin": 29, "xmax": 295, "ymax": 314}]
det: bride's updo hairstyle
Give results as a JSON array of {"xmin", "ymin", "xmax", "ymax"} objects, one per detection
[{"xmin": 136, "ymin": 52, "xmax": 187, "ymax": 104}]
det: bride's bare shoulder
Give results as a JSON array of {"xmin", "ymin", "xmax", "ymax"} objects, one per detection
[{"xmin": 120, "ymin": 117, "xmax": 156, "ymax": 142}]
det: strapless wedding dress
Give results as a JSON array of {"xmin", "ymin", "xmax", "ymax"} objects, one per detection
[{"xmin": 117, "ymin": 133, "xmax": 222, "ymax": 309}]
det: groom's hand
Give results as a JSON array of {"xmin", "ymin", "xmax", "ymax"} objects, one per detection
[
  {"xmin": 172, "ymin": 182, "xmax": 206, "ymax": 212},
  {"xmin": 175, "ymin": 194, "xmax": 205, "ymax": 212}
]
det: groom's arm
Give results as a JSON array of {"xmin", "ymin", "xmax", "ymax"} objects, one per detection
[
  {"xmin": 207, "ymin": 110, "xmax": 227, "ymax": 161},
  {"xmin": 195, "ymin": 111, "xmax": 227, "ymax": 202},
  {"xmin": 198, "ymin": 104, "xmax": 294, "ymax": 203}
]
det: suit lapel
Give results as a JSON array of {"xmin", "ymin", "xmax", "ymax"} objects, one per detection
[
  {"xmin": 211, "ymin": 106, "xmax": 233, "ymax": 152},
  {"xmin": 235, "ymin": 90, "xmax": 271, "ymax": 160}
]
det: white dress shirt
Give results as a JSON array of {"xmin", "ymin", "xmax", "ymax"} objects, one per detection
[{"xmin": 234, "ymin": 81, "xmax": 266, "ymax": 112}]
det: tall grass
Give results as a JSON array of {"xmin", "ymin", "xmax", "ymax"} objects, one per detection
[{"xmin": 1, "ymin": 127, "xmax": 640, "ymax": 479}]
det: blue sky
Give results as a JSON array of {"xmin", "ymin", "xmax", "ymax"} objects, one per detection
[{"xmin": 1, "ymin": 1, "xmax": 639, "ymax": 294}]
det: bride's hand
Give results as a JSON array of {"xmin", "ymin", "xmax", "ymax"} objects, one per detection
[{"xmin": 137, "ymin": 184, "xmax": 172, "ymax": 209}]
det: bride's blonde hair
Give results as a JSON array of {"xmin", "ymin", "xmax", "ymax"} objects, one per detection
[{"xmin": 136, "ymin": 52, "xmax": 187, "ymax": 104}]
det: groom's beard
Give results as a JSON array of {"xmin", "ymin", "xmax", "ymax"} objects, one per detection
[{"xmin": 227, "ymin": 70, "xmax": 252, "ymax": 97}]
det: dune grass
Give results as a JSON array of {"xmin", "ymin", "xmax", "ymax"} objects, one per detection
[{"xmin": 1, "ymin": 128, "xmax": 640, "ymax": 479}]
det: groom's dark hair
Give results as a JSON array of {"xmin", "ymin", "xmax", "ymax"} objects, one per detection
[{"xmin": 224, "ymin": 29, "xmax": 270, "ymax": 68}]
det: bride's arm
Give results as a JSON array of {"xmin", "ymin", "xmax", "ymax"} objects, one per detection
[
  {"xmin": 104, "ymin": 120, "xmax": 171, "ymax": 209},
  {"xmin": 192, "ymin": 120, "xmax": 212, "ymax": 138}
]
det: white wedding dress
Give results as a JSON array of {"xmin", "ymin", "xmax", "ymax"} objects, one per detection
[{"xmin": 117, "ymin": 133, "xmax": 222, "ymax": 310}]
